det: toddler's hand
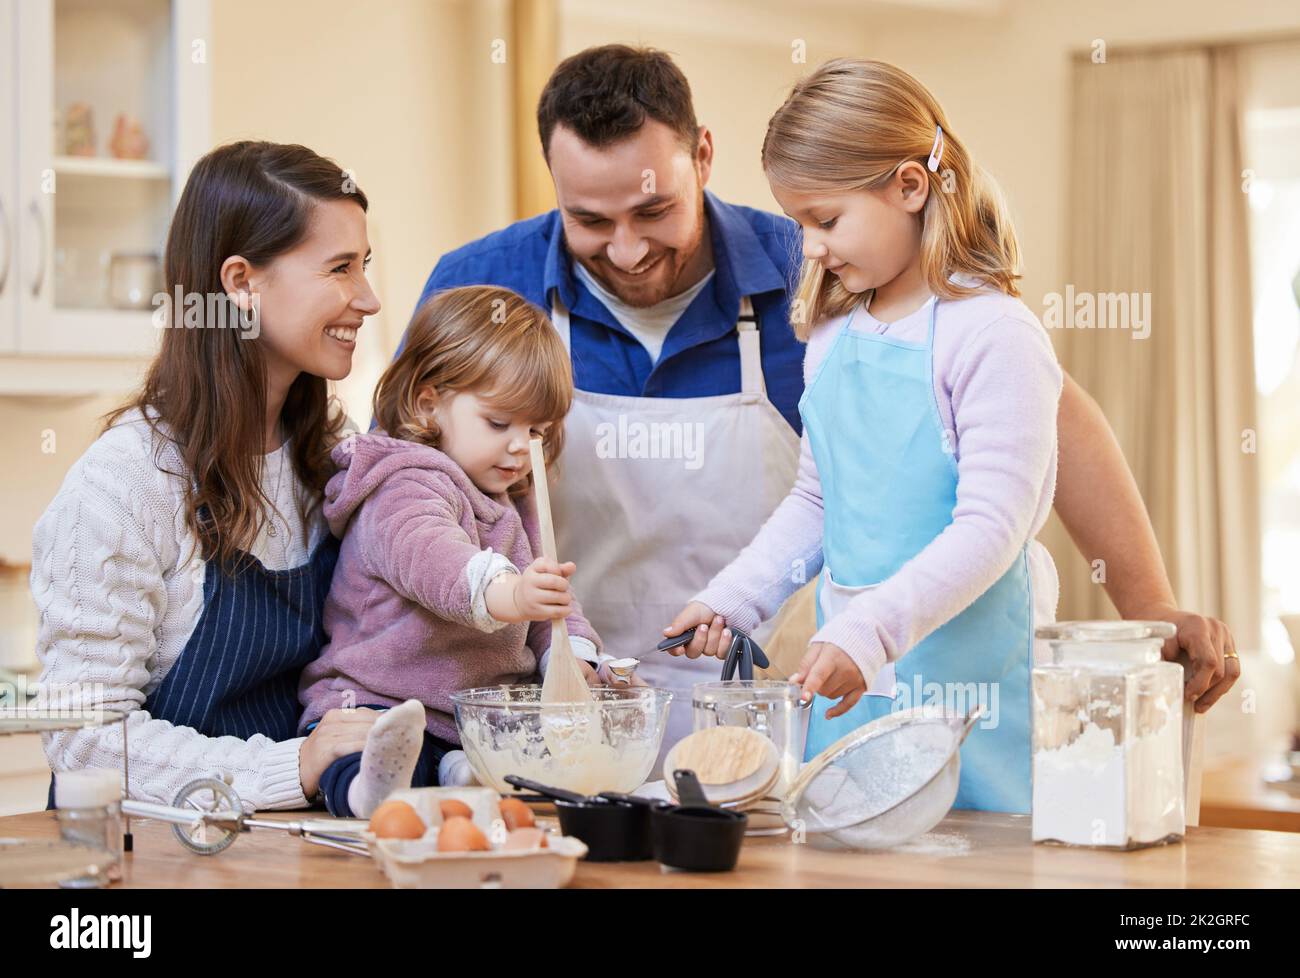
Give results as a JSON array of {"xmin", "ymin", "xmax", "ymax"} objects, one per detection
[
  {"xmin": 513, "ymin": 557, "xmax": 576, "ymax": 621},
  {"xmin": 792, "ymin": 642, "xmax": 867, "ymax": 719},
  {"xmin": 663, "ymin": 601, "xmax": 731, "ymax": 660},
  {"xmin": 596, "ymin": 660, "xmax": 648, "ymax": 687}
]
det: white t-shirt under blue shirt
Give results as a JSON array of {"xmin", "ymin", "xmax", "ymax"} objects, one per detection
[{"xmin": 573, "ymin": 260, "xmax": 715, "ymax": 366}]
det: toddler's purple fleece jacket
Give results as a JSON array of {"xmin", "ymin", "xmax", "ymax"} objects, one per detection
[{"xmin": 298, "ymin": 432, "xmax": 602, "ymax": 743}]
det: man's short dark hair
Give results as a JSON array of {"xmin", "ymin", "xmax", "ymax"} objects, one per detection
[{"xmin": 537, "ymin": 45, "xmax": 700, "ymax": 159}]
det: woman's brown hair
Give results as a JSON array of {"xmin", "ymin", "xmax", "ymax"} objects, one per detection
[
  {"xmin": 105, "ymin": 140, "xmax": 365, "ymax": 569},
  {"xmin": 372, "ymin": 286, "xmax": 572, "ymax": 497},
  {"xmin": 762, "ymin": 59, "xmax": 1022, "ymax": 339}
]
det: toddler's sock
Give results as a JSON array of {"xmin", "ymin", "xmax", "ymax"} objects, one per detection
[{"xmin": 346, "ymin": 699, "xmax": 426, "ymax": 818}]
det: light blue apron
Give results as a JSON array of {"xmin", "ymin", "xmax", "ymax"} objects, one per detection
[{"xmin": 799, "ymin": 297, "xmax": 1033, "ymax": 814}]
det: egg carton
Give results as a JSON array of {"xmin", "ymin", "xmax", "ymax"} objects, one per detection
[{"xmin": 363, "ymin": 786, "xmax": 588, "ymax": 889}]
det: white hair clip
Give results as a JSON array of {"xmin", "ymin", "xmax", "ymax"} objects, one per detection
[{"xmin": 927, "ymin": 124, "xmax": 945, "ymax": 172}]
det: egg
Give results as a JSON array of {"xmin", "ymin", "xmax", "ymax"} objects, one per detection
[
  {"xmin": 368, "ymin": 800, "xmax": 425, "ymax": 840},
  {"xmin": 498, "ymin": 796, "xmax": 535, "ymax": 830},
  {"xmin": 439, "ymin": 798, "xmax": 473, "ymax": 821},
  {"xmin": 503, "ymin": 827, "xmax": 548, "ymax": 851},
  {"xmin": 437, "ymin": 815, "xmax": 490, "ymax": 852}
]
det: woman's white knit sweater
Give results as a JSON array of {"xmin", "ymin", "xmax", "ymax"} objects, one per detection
[{"xmin": 32, "ymin": 409, "xmax": 326, "ymax": 812}]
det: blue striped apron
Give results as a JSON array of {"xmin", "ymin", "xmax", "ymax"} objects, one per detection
[{"xmin": 47, "ymin": 512, "xmax": 339, "ymax": 808}]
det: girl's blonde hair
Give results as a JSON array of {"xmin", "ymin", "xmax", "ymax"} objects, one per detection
[
  {"xmin": 761, "ymin": 58, "xmax": 1021, "ymax": 340},
  {"xmin": 372, "ymin": 285, "xmax": 571, "ymax": 498}
]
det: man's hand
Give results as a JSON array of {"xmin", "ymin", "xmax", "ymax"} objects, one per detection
[
  {"xmin": 792, "ymin": 642, "xmax": 867, "ymax": 719},
  {"xmin": 1138, "ymin": 603, "xmax": 1241, "ymax": 713}
]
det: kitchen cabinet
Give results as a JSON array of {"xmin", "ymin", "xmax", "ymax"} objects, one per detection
[
  {"xmin": 0, "ymin": 0, "xmax": 17, "ymax": 354},
  {"xmin": 0, "ymin": 0, "xmax": 210, "ymax": 394}
]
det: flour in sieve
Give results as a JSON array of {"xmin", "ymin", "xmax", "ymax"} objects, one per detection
[{"xmin": 800, "ymin": 735, "xmax": 952, "ymax": 831}]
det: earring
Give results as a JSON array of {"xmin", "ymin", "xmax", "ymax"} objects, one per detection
[{"xmin": 239, "ymin": 291, "xmax": 260, "ymax": 332}]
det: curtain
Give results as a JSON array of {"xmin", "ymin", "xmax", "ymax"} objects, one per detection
[
  {"xmin": 1053, "ymin": 47, "xmax": 1261, "ymax": 648},
  {"xmin": 511, "ymin": 0, "xmax": 558, "ymax": 220}
]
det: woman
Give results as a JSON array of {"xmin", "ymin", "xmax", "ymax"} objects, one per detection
[{"xmin": 33, "ymin": 141, "xmax": 383, "ymax": 811}]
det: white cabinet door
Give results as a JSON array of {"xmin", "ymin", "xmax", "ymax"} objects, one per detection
[
  {"xmin": 0, "ymin": 0, "xmax": 210, "ymax": 383},
  {"xmin": 14, "ymin": 0, "xmax": 54, "ymax": 353},
  {"xmin": 0, "ymin": 0, "xmax": 20, "ymax": 353}
]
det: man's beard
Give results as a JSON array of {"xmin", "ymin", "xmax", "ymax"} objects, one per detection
[{"xmin": 580, "ymin": 200, "xmax": 708, "ymax": 309}]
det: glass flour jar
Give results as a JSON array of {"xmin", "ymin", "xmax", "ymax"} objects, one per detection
[{"xmin": 1032, "ymin": 621, "xmax": 1185, "ymax": 849}]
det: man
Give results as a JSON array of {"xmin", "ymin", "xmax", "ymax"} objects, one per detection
[{"xmin": 399, "ymin": 45, "xmax": 1238, "ymax": 747}]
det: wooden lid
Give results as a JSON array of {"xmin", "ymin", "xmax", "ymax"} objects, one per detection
[{"xmin": 663, "ymin": 727, "xmax": 781, "ymax": 806}]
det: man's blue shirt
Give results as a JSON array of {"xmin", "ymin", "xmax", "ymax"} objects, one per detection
[{"xmin": 402, "ymin": 189, "xmax": 807, "ymax": 434}]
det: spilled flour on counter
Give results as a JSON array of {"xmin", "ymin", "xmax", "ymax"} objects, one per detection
[{"xmin": 894, "ymin": 831, "xmax": 973, "ymax": 856}]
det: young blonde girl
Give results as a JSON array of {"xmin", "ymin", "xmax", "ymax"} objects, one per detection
[
  {"xmin": 297, "ymin": 285, "xmax": 607, "ymax": 817},
  {"xmin": 667, "ymin": 59, "xmax": 1061, "ymax": 814}
]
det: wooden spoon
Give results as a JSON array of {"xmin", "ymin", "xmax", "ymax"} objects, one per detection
[{"xmin": 529, "ymin": 437, "xmax": 594, "ymax": 706}]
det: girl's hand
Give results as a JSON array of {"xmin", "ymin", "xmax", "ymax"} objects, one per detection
[
  {"xmin": 298, "ymin": 707, "xmax": 382, "ymax": 799},
  {"xmin": 793, "ymin": 642, "xmax": 867, "ymax": 719},
  {"xmin": 511, "ymin": 558, "xmax": 576, "ymax": 622},
  {"xmin": 663, "ymin": 601, "xmax": 731, "ymax": 660}
]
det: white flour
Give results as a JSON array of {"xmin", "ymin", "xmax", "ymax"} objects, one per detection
[
  {"xmin": 895, "ymin": 831, "xmax": 973, "ymax": 856},
  {"xmin": 1032, "ymin": 699, "xmax": 1184, "ymax": 847},
  {"xmin": 800, "ymin": 733, "xmax": 952, "ymax": 832}
]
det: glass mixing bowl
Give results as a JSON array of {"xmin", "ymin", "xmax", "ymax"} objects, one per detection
[{"xmin": 452, "ymin": 685, "xmax": 674, "ymax": 795}]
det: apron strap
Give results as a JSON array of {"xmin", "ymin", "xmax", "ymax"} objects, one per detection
[
  {"xmin": 549, "ymin": 290, "xmax": 763, "ymax": 395},
  {"xmin": 737, "ymin": 296, "xmax": 763, "ymax": 396},
  {"xmin": 551, "ymin": 293, "xmax": 573, "ymax": 353}
]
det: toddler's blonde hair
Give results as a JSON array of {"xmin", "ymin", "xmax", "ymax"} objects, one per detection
[{"xmin": 373, "ymin": 285, "xmax": 571, "ymax": 497}]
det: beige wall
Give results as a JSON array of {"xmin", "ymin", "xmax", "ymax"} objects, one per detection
[
  {"xmin": 5, "ymin": 0, "xmax": 1299, "ymax": 599},
  {"xmin": 561, "ymin": 0, "xmax": 1300, "ymax": 310},
  {"xmin": 3, "ymin": 0, "xmax": 1298, "ymax": 797},
  {"xmin": 563, "ymin": 0, "xmax": 1299, "ymax": 629},
  {"xmin": 210, "ymin": 0, "xmax": 515, "ymax": 426},
  {"xmin": 0, "ymin": 0, "xmax": 514, "ymax": 566}
]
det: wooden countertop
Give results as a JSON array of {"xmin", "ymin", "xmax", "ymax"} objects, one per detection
[
  {"xmin": 1200, "ymin": 754, "xmax": 1300, "ymax": 833},
  {"xmin": 3, "ymin": 806, "xmax": 1298, "ymax": 888}
]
